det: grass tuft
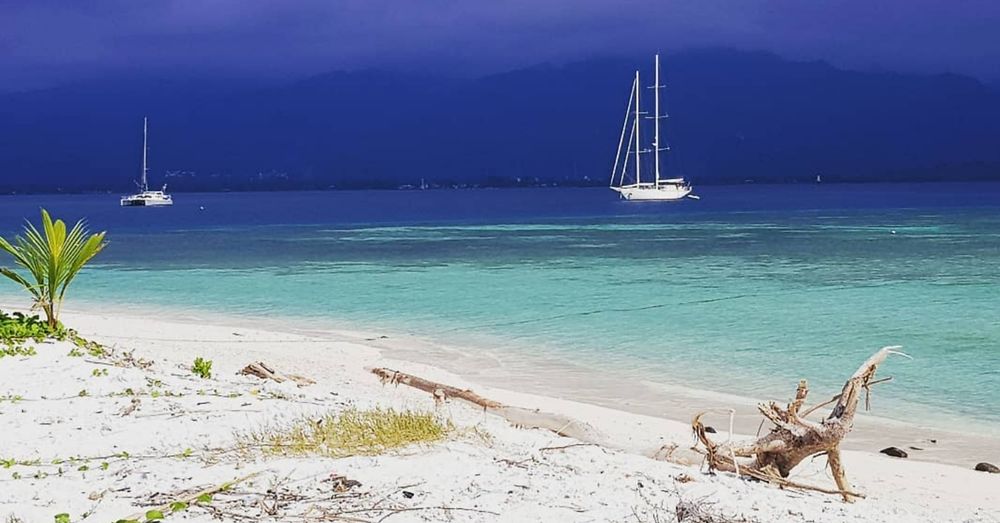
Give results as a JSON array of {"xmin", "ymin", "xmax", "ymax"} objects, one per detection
[{"xmin": 243, "ymin": 407, "xmax": 451, "ymax": 457}]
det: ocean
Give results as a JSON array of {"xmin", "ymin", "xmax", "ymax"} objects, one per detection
[{"xmin": 1, "ymin": 183, "xmax": 998, "ymax": 432}]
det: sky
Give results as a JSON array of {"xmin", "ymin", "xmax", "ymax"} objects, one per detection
[{"xmin": 2, "ymin": 0, "xmax": 999, "ymax": 91}]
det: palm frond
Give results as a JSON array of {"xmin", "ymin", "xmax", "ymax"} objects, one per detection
[{"xmin": 0, "ymin": 209, "xmax": 107, "ymax": 327}]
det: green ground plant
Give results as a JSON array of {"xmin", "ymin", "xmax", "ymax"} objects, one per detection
[
  {"xmin": 0, "ymin": 310, "xmax": 108, "ymax": 361},
  {"xmin": 243, "ymin": 407, "xmax": 451, "ymax": 457},
  {"xmin": 0, "ymin": 311, "xmax": 66, "ymax": 356},
  {"xmin": 191, "ymin": 357, "xmax": 213, "ymax": 379},
  {"xmin": 0, "ymin": 209, "xmax": 107, "ymax": 329}
]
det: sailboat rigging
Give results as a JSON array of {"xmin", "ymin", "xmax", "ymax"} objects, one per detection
[
  {"xmin": 121, "ymin": 117, "xmax": 173, "ymax": 207},
  {"xmin": 610, "ymin": 54, "xmax": 695, "ymax": 201}
]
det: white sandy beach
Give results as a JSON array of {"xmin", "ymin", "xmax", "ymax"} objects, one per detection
[{"xmin": 1, "ymin": 307, "xmax": 999, "ymax": 522}]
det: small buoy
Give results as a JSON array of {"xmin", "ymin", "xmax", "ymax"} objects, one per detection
[
  {"xmin": 891, "ymin": 230, "xmax": 897, "ymax": 234},
  {"xmin": 199, "ymin": 206, "xmax": 205, "ymax": 211}
]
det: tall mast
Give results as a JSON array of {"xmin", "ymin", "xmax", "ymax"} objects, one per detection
[
  {"xmin": 141, "ymin": 117, "xmax": 149, "ymax": 192},
  {"xmin": 610, "ymin": 78, "xmax": 636, "ymax": 187},
  {"xmin": 654, "ymin": 54, "xmax": 661, "ymax": 186},
  {"xmin": 633, "ymin": 70, "xmax": 641, "ymax": 186}
]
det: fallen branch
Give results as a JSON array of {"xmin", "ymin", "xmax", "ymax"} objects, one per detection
[
  {"xmin": 370, "ymin": 367, "xmax": 606, "ymax": 445},
  {"xmin": 691, "ymin": 346, "xmax": 907, "ymax": 502},
  {"xmin": 539, "ymin": 443, "xmax": 602, "ymax": 452},
  {"xmin": 239, "ymin": 361, "xmax": 316, "ymax": 387}
]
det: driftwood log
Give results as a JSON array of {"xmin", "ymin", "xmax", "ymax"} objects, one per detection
[
  {"xmin": 239, "ymin": 361, "xmax": 316, "ymax": 387},
  {"xmin": 692, "ymin": 346, "xmax": 906, "ymax": 502},
  {"xmin": 370, "ymin": 367, "xmax": 606, "ymax": 444}
]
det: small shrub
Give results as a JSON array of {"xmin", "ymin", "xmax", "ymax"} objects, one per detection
[
  {"xmin": 243, "ymin": 407, "xmax": 451, "ymax": 457},
  {"xmin": 191, "ymin": 357, "xmax": 212, "ymax": 379}
]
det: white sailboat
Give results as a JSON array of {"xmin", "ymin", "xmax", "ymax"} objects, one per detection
[
  {"xmin": 121, "ymin": 117, "xmax": 173, "ymax": 207},
  {"xmin": 610, "ymin": 54, "xmax": 694, "ymax": 201}
]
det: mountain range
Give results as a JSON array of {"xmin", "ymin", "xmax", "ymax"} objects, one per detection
[{"xmin": 1, "ymin": 49, "xmax": 999, "ymax": 192}]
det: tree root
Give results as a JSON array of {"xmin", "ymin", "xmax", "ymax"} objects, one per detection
[{"xmin": 691, "ymin": 346, "xmax": 906, "ymax": 502}]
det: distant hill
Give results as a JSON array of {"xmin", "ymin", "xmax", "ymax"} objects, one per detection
[{"xmin": 1, "ymin": 49, "xmax": 999, "ymax": 192}]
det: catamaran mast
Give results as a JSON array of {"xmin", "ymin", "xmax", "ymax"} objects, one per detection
[
  {"xmin": 654, "ymin": 54, "xmax": 661, "ymax": 186},
  {"xmin": 141, "ymin": 117, "xmax": 149, "ymax": 192},
  {"xmin": 633, "ymin": 70, "xmax": 641, "ymax": 186}
]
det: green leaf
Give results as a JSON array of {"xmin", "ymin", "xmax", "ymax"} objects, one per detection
[
  {"xmin": 195, "ymin": 492, "xmax": 213, "ymax": 504},
  {"xmin": 54, "ymin": 514, "xmax": 70, "ymax": 523},
  {"xmin": 169, "ymin": 501, "xmax": 188, "ymax": 512},
  {"xmin": 0, "ymin": 209, "xmax": 107, "ymax": 328},
  {"xmin": 144, "ymin": 509, "xmax": 164, "ymax": 521}
]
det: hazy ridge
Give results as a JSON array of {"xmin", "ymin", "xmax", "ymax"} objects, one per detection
[{"xmin": 2, "ymin": 49, "xmax": 999, "ymax": 192}]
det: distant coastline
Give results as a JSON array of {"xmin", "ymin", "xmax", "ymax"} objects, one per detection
[{"xmin": 3, "ymin": 170, "xmax": 1000, "ymax": 195}]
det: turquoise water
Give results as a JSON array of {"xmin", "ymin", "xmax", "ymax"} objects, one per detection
[{"xmin": 0, "ymin": 184, "xmax": 998, "ymax": 430}]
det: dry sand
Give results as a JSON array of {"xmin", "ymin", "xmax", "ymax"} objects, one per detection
[{"xmin": 1, "ymin": 307, "xmax": 998, "ymax": 522}]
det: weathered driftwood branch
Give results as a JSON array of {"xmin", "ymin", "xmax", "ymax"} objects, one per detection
[
  {"xmin": 692, "ymin": 346, "xmax": 907, "ymax": 502},
  {"xmin": 370, "ymin": 367, "xmax": 606, "ymax": 444},
  {"xmin": 239, "ymin": 361, "xmax": 316, "ymax": 387}
]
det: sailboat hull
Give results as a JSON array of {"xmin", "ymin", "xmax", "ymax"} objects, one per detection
[
  {"xmin": 120, "ymin": 199, "xmax": 172, "ymax": 207},
  {"xmin": 120, "ymin": 191, "xmax": 173, "ymax": 207},
  {"xmin": 612, "ymin": 184, "xmax": 692, "ymax": 201}
]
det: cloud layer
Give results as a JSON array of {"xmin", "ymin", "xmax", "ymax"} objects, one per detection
[{"xmin": 3, "ymin": 0, "xmax": 998, "ymax": 89}]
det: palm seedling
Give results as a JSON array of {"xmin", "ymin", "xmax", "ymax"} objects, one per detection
[{"xmin": 0, "ymin": 209, "xmax": 107, "ymax": 329}]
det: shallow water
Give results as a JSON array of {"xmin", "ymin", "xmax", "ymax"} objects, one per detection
[{"xmin": 1, "ymin": 184, "xmax": 998, "ymax": 432}]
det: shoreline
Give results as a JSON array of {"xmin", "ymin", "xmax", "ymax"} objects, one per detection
[
  {"xmin": 16, "ymin": 297, "xmax": 998, "ymax": 468},
  {"xmin": 3, "ymin": 304, "xmax": 999, "ymax": 521}
]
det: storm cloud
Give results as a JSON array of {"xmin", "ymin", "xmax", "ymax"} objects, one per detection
[{"xmin": 2, "ymin": 0, "xmax": 998, "ymax": 90}]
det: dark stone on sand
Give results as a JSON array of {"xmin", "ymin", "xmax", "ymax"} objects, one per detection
[
  {"xmin": 975, "ymin": 462, "xmax": 999, "ymax": 473},
  {"xmin": 880, "ymin": 447, "xmax": 908, "ymax": 458},
  {"xmin": 704, "ymin": 426, "xmax": 717, "ymax": 434},
  {"xmin": 402, "ymin": 490, "xmax": 415, "ymax": 498}
]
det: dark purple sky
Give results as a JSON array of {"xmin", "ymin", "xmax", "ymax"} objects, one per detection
[{"xmin": 3, "ymin": 0, "xmax": 999, "ymax": 90}]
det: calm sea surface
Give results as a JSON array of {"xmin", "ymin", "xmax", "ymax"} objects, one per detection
[{"xmin": 1, "ymin": 184, "xmax": 998, "ymax": 430}]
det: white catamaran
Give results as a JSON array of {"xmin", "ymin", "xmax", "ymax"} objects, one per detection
[
  {"xmin": 121, "ymin": 117, "xmax": 173, "ymax": 207},
  {"xmin": 610, "ymin": 54, "xmax": 695, "ymax": 201}
]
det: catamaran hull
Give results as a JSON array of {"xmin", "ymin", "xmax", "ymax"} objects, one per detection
[
  {"xmin": 120, "ymin": 198, "xmax": 173, "ymax": 207},
  {"xmin": 612, "ymin": 185, "xmax": 692, "ymax": 201}
]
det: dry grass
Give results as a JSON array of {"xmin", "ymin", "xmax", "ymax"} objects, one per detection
[{"xmin": 243, "ymin": 407, "xmax": 452, "ymax": 457}]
